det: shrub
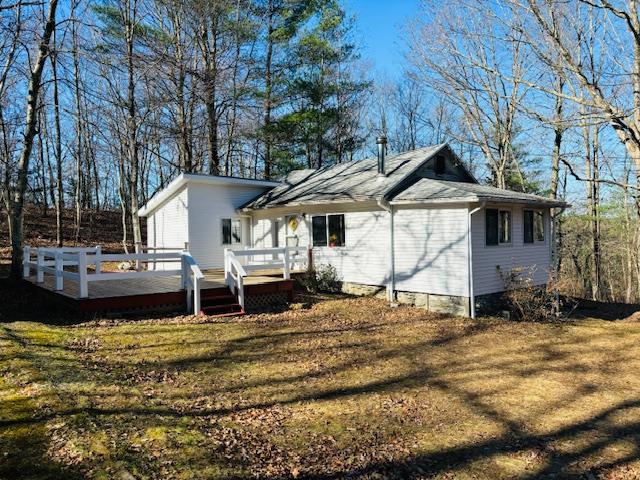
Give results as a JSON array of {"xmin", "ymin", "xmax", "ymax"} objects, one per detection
[
  {"xmin": 299, "ymin": 264, "xmax": 342, "ymax": 293},
  {"xmin": 498, "ymin": 265, "xmax": 561, "ymax": 322}
]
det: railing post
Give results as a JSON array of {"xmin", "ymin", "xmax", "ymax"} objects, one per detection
[
  {"xmin": 135, "ymin": 242, "xmax": 142, "ymax": 271},
  {"xmin": 307, "ymin": 245, "xmax": 313, "ymax": 272},
  {"xmin": 36, "ymin": 248, "xmax": 44, "ymax": 283},
  {"xmin": 193, "ymin": 276, "xmax": 201, "ymax": 315},
  {"xmin": 238, "ymin": 274, "xmax": 245, "ymax": 310},
  {"xmin": 224, "ymin": 248, "xmax": 230, "ymax": 285},
  {"xmin": 180, "ymin": 253, "xmax": 187, "ymax": 289},
  {"xmin": 283, "ymin": 247, "xmax": 291, "ymax": 280},
  {"xmin": 186, "ymin": 277, "xmax": 193, "ymax": 312},
  {"xmin": 94, "ymin": 246, "xmax": 102, "ymax": 274},
  {"xmin": 23, "ymin": 246, "xmax": 31, "ymax": 278},
  {"xmin": 55, "ymin": 252, "xmax": 63, "ymax": 291},
  {"xmin": 78, "ymin": 251, "xmax": 88, "ymax": 298}
]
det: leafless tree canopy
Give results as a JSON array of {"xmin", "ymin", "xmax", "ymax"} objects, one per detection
[{"xmin": 2, "ymin": 0, "xmax": 639, "ymax": 302}]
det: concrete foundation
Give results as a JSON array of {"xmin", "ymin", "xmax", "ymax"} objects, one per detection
[{"xmin": 341, "ymin": 282, "xmax": 471, "ymax": 317}]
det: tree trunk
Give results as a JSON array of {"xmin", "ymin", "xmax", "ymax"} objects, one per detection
[
  {"xmin": 8, "ymin": 0, "xmax": 59, "ymax": 280},
  {"xmin": 51, "ymin": 33, "xmax": 63, "ymax": 246},
  {"xmin": 263, "ymin": 0, "xmax": 274, "ymax": 179}
]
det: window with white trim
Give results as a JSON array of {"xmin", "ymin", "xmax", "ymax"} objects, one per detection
[
  {"xmin": 486, "ymin": 209, "xmax": 511, "ymax": 246},
  {"xmin": 524, "ymin": 209, "xmax": 545, "ymax": 244},
  {"xmin": 312, "ymin": 214, "xmax": 345, "ymax": 247},
  {"xmin": 221, "ymin": 218, "xmax": 242, "ymax": 245}
]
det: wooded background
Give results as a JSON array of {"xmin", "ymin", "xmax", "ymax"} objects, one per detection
[{"xmin": 1, "ymin": 0, "xmax": 639, "ymax": 304}]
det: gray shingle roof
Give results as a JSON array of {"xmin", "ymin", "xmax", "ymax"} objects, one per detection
[
  {"xmin": 241, "ymin": 143, "xmax": 568, "ymax": 210},
  {"xmin": 392, "ymin": 178, "xmax": 567, "ymax": 207},
  {"xmin": 242, "ymin": 145, "xmax": 447, "ymax": 209}
]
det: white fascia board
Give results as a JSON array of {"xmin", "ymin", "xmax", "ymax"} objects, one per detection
[
  {"xmin": 390, "ymin": 196, "xmax": 569, "ymax": 208},
  {"xmin": 138, "ymin": 173, "xmax": 281, "ymax": 217}
]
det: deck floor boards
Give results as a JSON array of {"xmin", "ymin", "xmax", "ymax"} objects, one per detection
[{"xmin": 26, "ymin": 268, "xmax": 294, "ymax": 300}]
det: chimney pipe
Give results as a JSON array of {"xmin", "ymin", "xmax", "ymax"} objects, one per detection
[{"xmin": 376, "ymin": 136, "xmax": 387, "ymax": 176}]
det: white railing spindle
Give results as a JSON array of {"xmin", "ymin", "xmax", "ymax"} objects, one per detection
[
  {"xmin": 23, "ymin": 246, "xmax": 31, "ymax": 278},
  {"xmin": 78, "ymin": 251, "xmax": 88, "ymax": 298},
  {"xmin": 95, "ymin": 245, "xmax": 102, "ymax": 274},
  {"xmin": 36, "ymin": 248, "xmax": 44, "ymax": 283},
  {"xmin": 54, "ymin": 252, "xmax": 63, "ymax": 290}
]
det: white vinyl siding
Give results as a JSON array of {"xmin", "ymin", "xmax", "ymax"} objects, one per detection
[
  {"xmin": 472, "ymin": 206, "xmax": 551, "ymax": 296},
  {"xmin": 146, "ymin": 186, "xmax": 189, "ymax": 269},
  {"xmin": 187, "ymin": 183, "xmax": 268, "ymax": 269},
  {"xmin": 393, "ymin": 207, "xmax": 470, "ymax": 297},
  {"xmin": 313, "ymin": 210, "xmax": 390, "ymax": 286}
]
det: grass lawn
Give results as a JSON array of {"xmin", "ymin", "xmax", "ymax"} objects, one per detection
[{"xmin": 2, "ymin": 291, "xmax": 640, "ymax": 479}]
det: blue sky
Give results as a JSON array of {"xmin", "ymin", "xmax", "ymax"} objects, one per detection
[{"xmin": 344, "ymin": 0, "xmax": 422, "ymax": 79}]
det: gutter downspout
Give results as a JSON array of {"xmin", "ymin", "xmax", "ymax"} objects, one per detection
[
  {"xmin": 551, "ymin": 205, "xmax": 567, "ymax": 316},
  {"xmin": 377, "ymin": 197, "xmax": 395, "ymax": 302},
  {"xmin": 468, "ymin": 202, "xmax": 485, "ymax": 319}
]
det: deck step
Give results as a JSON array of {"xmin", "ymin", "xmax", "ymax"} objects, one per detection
[
  {"xmin": 200, "ymin": 293, "xmax": 237, "ymax": 304},
  {"xmin": 200, "ymin": 303, "xmax": 244, "ymax": 317}
]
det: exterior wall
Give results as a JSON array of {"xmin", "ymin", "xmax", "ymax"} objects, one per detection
[
  {"xmin": 251, "ymin": 202, "xmax": 391, "ymax": 287},
  {"xmin": 147, "ymin": 186, "xmax": 189, "ymax": 270},
  {"xmin": 393, "ymin": 206, "xmax": 470, "ymax": 297},
  {"xmin": 251, "ymin": 203, "xmax": 470, "ymax": 298},
  {"xmin": 187, "ymin": 183, "xmax": 272, "ymax": 269},
  {"xmin": 471, "ymin": 205, "xmax": 552, "ymax": 296}
]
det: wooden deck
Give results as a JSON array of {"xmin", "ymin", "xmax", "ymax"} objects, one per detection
[{"xmin": 24, "ymin": 269, "xmax": 297, "ymax": 313}]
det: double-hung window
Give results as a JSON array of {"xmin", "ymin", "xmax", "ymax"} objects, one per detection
[
  {"xmin": 485, "ymin": 209, "xmax": 511, "ymax": 246},
  {"xmin": 221, "ymin": 218, "xmax": 242, "ymax": 245},
  {"xmin": 524, "ymin": 210, "xmax": 545, "ymax": 244},
  {"xmin": 312, "ymin": 214, "xmax": 345, "ymax": 247}
]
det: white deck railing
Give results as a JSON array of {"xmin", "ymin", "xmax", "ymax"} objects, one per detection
[
  {"xmin": 224, "ymin": 246, "xmax": 310, "ymax": 309},
  {"xmin": 23, "ymin": 245, "xmax": 204, "ymax": 315}
]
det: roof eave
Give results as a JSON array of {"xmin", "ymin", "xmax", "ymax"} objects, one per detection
[
  {"xmin": 390, "ymin": 196, "xmax": 570, "ymax": 208},
  {"xmin": 138, "ymin": 173, "xmax": 281, "ymax": 217},
  {"xmin": 241, "ymin": 197, "xmax": 381, "ymax": 212}
]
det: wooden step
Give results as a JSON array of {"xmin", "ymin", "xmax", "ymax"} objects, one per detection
[
  {"xmin": 201, "ymin": 294, "xmax": 237, "ymax": 305},
  {"xmin": 200, "ymin": 303, "xmax": 244, "ymax": 318}
]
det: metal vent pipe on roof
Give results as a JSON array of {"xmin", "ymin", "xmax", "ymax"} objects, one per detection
[{"xmin": 376, "ymin": 136, "xmax": 387, "ymax": 176}]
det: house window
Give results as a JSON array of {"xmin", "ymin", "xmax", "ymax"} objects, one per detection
[
  {"xmin": 524, "ymin": 209, "xmax": 545, "ymax": 244},
  {"xmin": 312, "ymin": 216, "xmax": 327, "ymax": 247},
  {"xmin": 312, "ymin": 214, "xmax": 346, "ymax": 247},
  {"xmin": 222, "ymin": 218, "xmax": 242, "ymax": 245},
  {"xmin": 435, "ymin": 155, "xmax": 445, "ymax": 175},
  {"xmin": 328, "ymin": 214, "xmax": 345, "ymax": 247},
  {"xmin": 486, "ymin": 209, "xmax": 511, "ymax": 246}
]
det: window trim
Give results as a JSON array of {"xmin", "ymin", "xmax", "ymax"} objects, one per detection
[
  {"xmin": 221, "ymin": 217, "xmax": 242, "ymax": 246},
  {"xmin": 311, "ymin": 215, "xmax": 328, "ymax": 247},
  {"xmin": 523, "ymin": 208, "xmax": 546, "ymax": 245},
  {"xmin": 485, "ymin": 208, "xmax": 512, "ymax": 247},
  {"xmin": 311, "ymin": 213, "xmax": 346, "ymax": 248}
]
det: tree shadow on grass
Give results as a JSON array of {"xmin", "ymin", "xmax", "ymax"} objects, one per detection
[{"xmin": 3, "ymin": 302, "xmax": 640, "ymax": 478}]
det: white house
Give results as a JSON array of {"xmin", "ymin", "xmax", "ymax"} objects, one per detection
[{"xmin": 138, "ymin": 142, "xmax": 567, "ymax": 317}]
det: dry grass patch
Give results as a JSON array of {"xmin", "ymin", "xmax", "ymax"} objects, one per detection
[{"xmin": 2, "ymin": 296, "xmax": 640, "ymax": 479}]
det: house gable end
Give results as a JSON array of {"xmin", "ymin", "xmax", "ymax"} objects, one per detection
[{"xmin": 383, "ymin": 145, "xmax": 476, "ymax": 202}]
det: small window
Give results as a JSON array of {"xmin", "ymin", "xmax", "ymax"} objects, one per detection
[
  {"xmin": 486, "ymin": 209, "xmax": 511, "ymax": 246},
  {"xmin": 435, "ymin": 155, "xmax": 445, "ymax": 175},
  {"xmin": 486, "ymin": 209, "xmax": 499, "ymax": 246},
  {"xmin": 524, "ymin": 210, "xmax": 534, "ymax": 244},
  {"xmin": 312, "ymin": 216, "xmax": 327, "ymax": 247},
  {"xmin": 499, "ymin": 211, "xmax": 511, "ymax": 244},
  {"xmin": 524, "ymin": 210, "xmax": 545, "ymax": 244},
  {"xmin": 328, "ymin": 214, "xmax": 345, "ymax": 247},
  {"xmin": 222, "ymin": 218, "xmax": 242, "ymax": 245},
  {"xmin": 232, "ymin": 219, "xmax": 242, "ymax": 243},
  {"xmin": 535, "ymin": 211, "xmax": 545, "ymax": 242}
]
